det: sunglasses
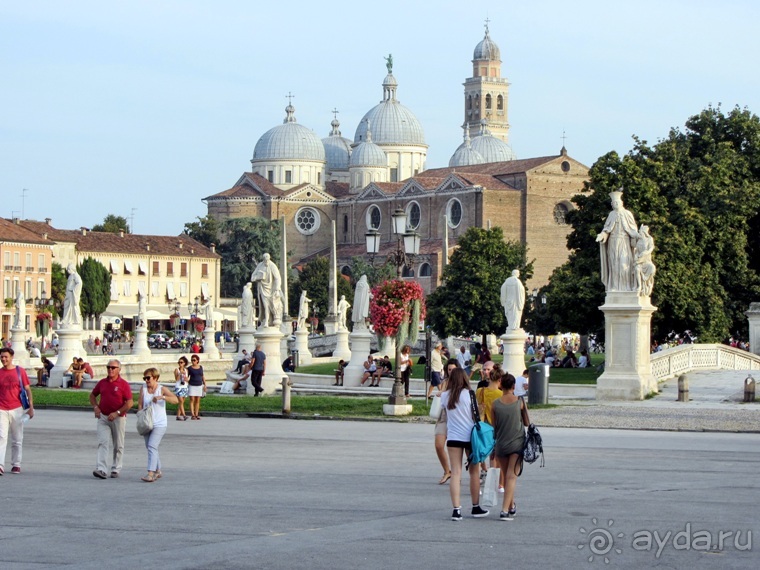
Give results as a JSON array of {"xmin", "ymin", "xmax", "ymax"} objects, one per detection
[
  {"xmin": 106, "ymin": 366, "xmax": 119, "ymax": 370},
  {"xmin": 143, "ymin": 376, "xmax": 152, "ymax": 381}
]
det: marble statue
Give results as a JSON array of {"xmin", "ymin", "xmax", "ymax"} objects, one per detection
[
  {"xmin": 352, "ymin": 274, "xmax": 371, "ymax": 328},
  {"xmin": 137, "ymin": 289, "xmax": 147, "ymax": 327},
  {"xmin": 634, "ymin": 224, "xmax": 656, "ymax": 297},
  {"xmin": 13, "ymin": 289, "xmax": 25, "ymax": 329},
  {"xmin": 203, "ymin": 296, "xmax": 214, "ymax": 324},
  {"xmin": 240, "ymin": 282, "xmax": 254, "ymax": 328},
  {"xmin": 596, "ymin": 190, "xmax": 640, "ymax": 292},
  {"xmin": 337, "ymin": 295, "xmax": 351, "ymax": 331},
  {"xmin": 297, "ymin": 290, "xmax": 312, "ymax": 331},
  {"xmin": 500, "ymin": 269, "xmax": 526, "ymax": 330},
  {"xmin": 62, "ymin": 263, "xmax": 82, "ymax": 326},
  {"xmin": 251, "ymin": 253, "xmax": 282, "ymax": 327}
]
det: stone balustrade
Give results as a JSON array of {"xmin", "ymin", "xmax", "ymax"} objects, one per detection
[{"xmin": 650, "ymin": 343, "xmax": 760, "ymax": 381}]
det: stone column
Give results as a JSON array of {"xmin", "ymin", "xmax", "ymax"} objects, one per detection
[
  {"xmin": 323, "ymin": 221, "xmax": 339, "ymax": 335},
  {"xmin": 596, "ymin": 291, "xmax": 658, "ymax": 400},
  {"xmin": 131, "ymin": 325, "xmax": 151, "ymax": 356},
  {"xmin": 255, "ymin": 325, "xmax": 286, "ymax": 395},
  {"xmin": 747, "ymin": 303, "xmax": 760, "ymax": 357},
  {"xmin": 345, "ymin": 327, "xmax": 373, "ymax": 386},
  {"xmin": 293, "ymin": 328, "xmax": 312, "ymax": 366},
  {"xmin": 202, "ymin": 328, "xmax": 220, "ymax": 359},
  {"xmin": 333, "ymin": 328, "xmax": 351, "ymax": 362},
  {"xmin": 500, "ymin": 328, "xmax": 527, "ymax": 379},
  {"xmin": 10, "ymin": 327, "xmax": 30, "ymax": 361},
  {"xmin": 279, "ymin": 215, "xmax": 292, "ymax": 356}
]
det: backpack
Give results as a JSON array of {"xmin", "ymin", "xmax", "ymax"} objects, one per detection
[
  {"xmin": 468, "ymin": 390, "xmax": 495, "ymax": 465},
  {"xmin": 523, "ymin": 423, "xmax": 545, "ymax": 467}
]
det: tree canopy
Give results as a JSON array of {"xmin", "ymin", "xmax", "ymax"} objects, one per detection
[
  {"xmin": 347, "ymin": 256, "xmax": 396, "ymax": 288},
  {"xmin": 426, "ymin": 227, "xmax": 533, "ymax": 339},
  {"xmin": 78, "ymin": 257, "xmax": 111, "ymax": 317},
  {"xmin": 92, "ymin": 214, "xmax": 130, "ymax": 234},
  {"xmin": 546, "ymin": 105, "xmax": 760, "ymax": 342},
  {"xmin": 289, "ymin": 256, "xmax": 352, "ymax": 330},
  {"xmin": 49, "ymin": 262, "xmax": 67, "ymax": 317}
]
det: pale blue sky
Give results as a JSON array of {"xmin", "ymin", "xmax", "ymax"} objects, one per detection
[{"xmin": 2, "ymin": 1, "xmax": 759, "ymax": 235}]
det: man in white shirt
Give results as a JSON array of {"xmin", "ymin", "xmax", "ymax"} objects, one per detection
[
  {"xmin": 456, "ymin": 345, "xmax": 471, "ymax": 374},
  {"xmin": 515, "ymin": 369, "xmax": 529, "ymax": 398}
]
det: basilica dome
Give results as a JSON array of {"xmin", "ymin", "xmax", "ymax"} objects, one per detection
[
  {"xmin": 350, "ymin": 125, "xmax": 386, "ymax": 167},
  {"xmin": 470, "ymin": 120, "xmax": 515, "ymax": 163},
  {"xmin": 322, "ymin": 117, "xmax": 352, "ymax": 171},
  {"xmin": 354, "ymin": 73, "xmax": 425, "ymax": 146},
  {"xmin": 473, "ymin": 25, "xmax": 500, "ymax": 61},
  {"xmin": 253, "ymin": 104, "xmax": 325, "ymax": 162},
  {"xmin": 449, "ymin": 126, "xmax": 485, "ymax": 167}
]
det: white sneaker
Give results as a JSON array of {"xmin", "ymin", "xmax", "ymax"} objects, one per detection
[{"xmin": 498, "ymin": 486, "xmax": 504, "ymax": 493}]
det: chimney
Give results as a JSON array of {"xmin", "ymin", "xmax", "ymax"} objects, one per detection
[
  {"xmin": 178, "ymin": 241, "xmax": 183, "ymax": 250},
  {"xmin": 210, "ymin": 243, "xmax": 216, "ymax": 254},
  {"xmin": 13, "ymin": 217, "xmax": 19, "ymax": 224},
  {"xmin": 81, "ymin": 228, "xmax": 87, "ymax": 235},
  {"xmin": 45, "ymin": 218, "xmax": 52, "ymax": 225},
  {"xmin": 43, "ymin": 233, "xmax": 48, "ymax": 240},
  {"xmin": 146, "ymin": 243, "xmax": 151, "ymax": 252},
  {"xmin": 119, "ymin": 230, "xmax": 125, "ymax": 237},
  {"xmin": 190, "ymin": 248, "xmax": 194, "ymax": 254}
]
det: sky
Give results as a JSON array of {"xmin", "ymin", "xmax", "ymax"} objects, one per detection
[{"xmin": 2, "ymin": 1, "xmax": 760, "ymax": 236}]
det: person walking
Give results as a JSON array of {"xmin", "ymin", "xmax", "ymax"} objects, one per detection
[
  {"xmin": 187, "ymin": 355, "xmax": 206, "ymax": 419},
  {"xmin": 440, "ymin": 368, "xmax": 488, "ymax": 521},
  {"xmin": 89, "ymin": 359, "xmax": 133, "ymax": 479},
  {"xmin": 174, "ymin": 357, "xmax": 190, "ymax": 420},
  {"xmin": 427, "ymin": 342, "xmax": 445, "ymax": 399},
  {"xmin": 0, "ymin": 347, "xmax": 34, "ymax": 475},
  {"xmin": 492, "ymin": 374, "xmax": 529, "ymax": 521},
  {"xmin": 433, "ymin": 358, "xmax": 459, "ymax": 485},
  {"xmin": 399, "ymin": 345, "xmax": 413, "ymax": 398},
  {"xmin": 138, "ymin": 368, "xmax": 178, "ymax": 482},
  {"xmin": 243, "ymin": 344, "xmax": 266, "ymax": 396}
]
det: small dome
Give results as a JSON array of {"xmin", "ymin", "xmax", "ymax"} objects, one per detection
[
  {"xmin": 470, "ymin": 120, "xmax": 515, "ymax": 163},
  {"xmin": 252, "ymin": 104, "xmax": 325, "ymax": 162},
  {"xmin": 473, "ymin": 25, "xmax": 500, "ymax": 61},
  {"xmin": 449, "ymin": 126, "xmax": 485, "ymax": 167},
  {"xmin": 350, "ymin": 123, "xmax": 386, "ymax": 167},
  {"xmin": 322, "ymin": 117, "xmax": 352, "ymax": 171}
]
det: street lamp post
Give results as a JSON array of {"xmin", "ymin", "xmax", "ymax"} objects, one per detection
[
  {"xmin": 34, "ymin": 288, "xmax": 55, "ymax": 349},
  {"xmin": 365, "ymin": 207, "xmax": 420, "ymax": 406},
  {"xmin": 167, "ymin": 297, "xmax": 181, "ymax": 338}
]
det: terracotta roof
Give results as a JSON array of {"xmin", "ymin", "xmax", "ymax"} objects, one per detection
[
  {"xmin": 204, "ymin": 172, "xmax": 285, "ymax": 201},
  {"xmin": 16, "ymin": 220, "xmax": 219, "ymax": 258},
  {"xmin": 325, "ymin": 181, "xmax": 351, "ymax": 198},
  {"xmin": 0, "ymin": 218, "xmax": 56, "ymax": 245},
  {"xmin": 418, "ymin": 155, "xmax": 560, "ymax": 177},
  {"xmin": 450, "ymin": 172, "xmax": 515, "ymax": 190}
]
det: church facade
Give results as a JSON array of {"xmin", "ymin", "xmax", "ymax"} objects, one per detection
[{"xmin": 204, "ymin": 26, "xmax": 589, "ymax": 291}]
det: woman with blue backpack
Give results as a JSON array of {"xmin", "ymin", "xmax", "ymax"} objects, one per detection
[{"xmin": 439, "ymin": 368, "xmax": 489, "ymax": 521}]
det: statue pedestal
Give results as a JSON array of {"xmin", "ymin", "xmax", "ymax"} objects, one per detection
[
  {"xmin": 10, "ymin": 327, "xmax": 30, "ymax": 361},
  {"xmin": 202, "ymin": 328, "xmax": 220, "ymax": 359},
  {"xmin": 131, "ymin": 326, "xmax": 151, "ymax": 356},
  {"xmin": 345, "ymin": 328, "xmax": 373, "ymax": 386},
  {"xmin": 255, "ymin": 326, "xmax": 286, "ymax": 395},
  {"xmin": 237, "ymin": 326, "xmax": 256, "ymax": 361},
  {"xmin": 747, "ymin": 303, "xmax": 760, "ymax": 358},
  {"xmin": 500, "ymin": 328, "xmax": 527, "ymax": 379},
  {"xmin": 280, "ymin": 320, "xmax": 292, "ymax": 361},
  {"xmin": 486, "ymin": 334, "xmax": 499, "ymax": 357},
  {"xmin": 294, "ymin": 329, "xmax": 312, "ymax": 366},
  {"xmin": 323, "ymin": 315, "xmax": 338, "ymax": 336},
  {"xmin": 596, "ymin": 292, "xmax": 658, "ymax": 400},
  {"xmin": 333, "ymin": 328, "xmax": 351, "ymax": 362},
  {"xmin": 50, "ymin": 327, "xmax": 83, "ymax": 388}
]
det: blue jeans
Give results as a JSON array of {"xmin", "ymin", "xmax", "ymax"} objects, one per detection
[{"xmin": 143, "ymin": 425, "xmax": 167, "ymax": 472}]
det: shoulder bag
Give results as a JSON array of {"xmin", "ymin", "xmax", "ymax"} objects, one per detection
[
  {"xmin": 17, "ymin": 366, "xmax": 30, "ymax": 410},
  {"xmin": 428, "ymin": 394, "xmax": 442, "ymax": 419},
  {"xmin": 467, "ymin": 389, "xmax": 494, "ymax": 465},
  {"xmin": 136, "ymin": 403, "xmax": 154, "ymax": 436}
]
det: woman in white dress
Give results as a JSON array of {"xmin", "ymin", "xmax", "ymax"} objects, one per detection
[{"xmin": 138, "ymin": 368, "xmax": 178, "ymax": 482}]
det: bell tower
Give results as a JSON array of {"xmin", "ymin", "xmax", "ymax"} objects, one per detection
[{"xmin": 463, "ymin": 21, "xmax": 510, "ymax": 143}]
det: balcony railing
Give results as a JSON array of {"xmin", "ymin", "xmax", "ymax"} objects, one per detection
[
  {"xmin": 38, "ymin": 267, "xmax": 47, "ymax": 273},
  {"xmin": 25, "ymin": 266, "xmax": 34, "ymax": 272}
]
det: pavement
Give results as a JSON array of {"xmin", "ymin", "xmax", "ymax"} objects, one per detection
[{"xmin": 1, "ymin": 369, "xmax": 758, "ymax": 569}]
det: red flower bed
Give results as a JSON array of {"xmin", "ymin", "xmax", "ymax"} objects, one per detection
[{"xmin": 369, "ymin": 279, "xmax": 426, "ymax": 342}]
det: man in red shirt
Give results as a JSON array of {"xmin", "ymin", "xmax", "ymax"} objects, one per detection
[
  {"xmin": 0, "ymin": 347, "xmax": 34, "ymax": 475},
  {"xmin": 89, "ymin": 359, "xmax": 132, "ymax": 479}
]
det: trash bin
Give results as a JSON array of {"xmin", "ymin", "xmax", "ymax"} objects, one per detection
[
  {"xmin": 292, "ymin": 349, "xmax": 299, "ymax": 368},
  {"xmin": 528, "ymin": 363, "xmax": 550, "ymax": 405}
]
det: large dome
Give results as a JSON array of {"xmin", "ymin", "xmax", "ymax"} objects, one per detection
[
  {"xmin": 449, "ymin": 127, "xmax": 485, "ymax": 167},
  {"xmin": 350, "ymin": 124, "xmax": 386, "ymax": 167},
  {"xmin": 470, "ymin": 120, "xmax": 515, "ymax": 162},
  {"xmin": 473, "ymin": 25, "xmax": 500, "ymax": 61},
  {"xmin": 253, "ymin": 104, "xmax": 325, "ymax": 162},
  {"xmin": 322, "ymin": 118, "xmax": 352, "ymax": 170},
  {"xmin": 354, "ymin": 73, "xmax": 425, "ymax": 146}
]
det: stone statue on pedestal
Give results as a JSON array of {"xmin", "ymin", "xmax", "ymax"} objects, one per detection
[
  {"xmin": 62, "ymin": 263, "xmax": 82, "ymax": 326},
  {"xmin": 203, "ymin": 295, "xmax": 214, "ymax": 324},
  {"xmin": 13, "ymin": 289, "xmax": 25, "ymax": 329},
  {"xmin": 337, "ymin": 295, "xmax": 351, "ymax": 331},
  {"xmin": 240, "ymin": 282, "xmax": 254, "ymax": 328},
  {"xmin": 634, "ymin": 224, "xmax": 656, "ymax": 297},
  {"xmin": 500, "ymin": 269, "xmax": 526, "ymax": 330},
  {"xmin": 297, "ymin": 290, "xmax": 311, "ymax": 331},
  {"xmin": 352, "ymin": 275, "xmax": 371, "ymax": 329},
  {"xmin": 251, "ymin": 253, "xmax": 282, "ymax": 327},
  {"xmin": 596, "ymin": 190, "xmax": 640, "ymax": 292},
  {"xmin": 137, "ymin": 289, "xmax": 147, "ymax": 327}
]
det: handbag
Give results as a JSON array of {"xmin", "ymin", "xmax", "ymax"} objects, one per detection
[
  {"xmin": 523, "ymin": 423, "xmax": 545, "ymax": 467},
  {"xmin": 481, "ymin": 467, "xmax": 500, "ymax": 507},
  {"xmin": 17, "ymin": 366, "xmax": 30, "ymax": 410},
  {"xmin": 428, "ymin": 394, "xmax": 442, "ymax": 419},
  {"xmin": 219, "ymin": 381, "xmax": 235, "ymax": 394},
  {"xmin": 468, "ymin": 390, "xmax": 495, "ymax": 465},
  {"xmin": 136, "ymin": 405, "xmax": 154, "ymax": 435}
]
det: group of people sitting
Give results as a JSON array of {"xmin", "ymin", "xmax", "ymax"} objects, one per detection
[
  {"xmin": 358, "ymin": 354, "xmax": 394, "ymax": 387},
  {"xmin": 529, "ymin": 345, "xmax": 590, "ymax": 369}
]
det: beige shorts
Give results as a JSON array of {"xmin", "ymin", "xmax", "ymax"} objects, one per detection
[{"xmin": 434, "ymin": 409, "xmax": 447, "ymax": 437}]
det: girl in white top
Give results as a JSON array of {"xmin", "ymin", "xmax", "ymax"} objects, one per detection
[
  {"xmin": 139, "ymin": 367, "xmax": 178, "ymax": 482},
  {"xmin": 439, "ymin": 368, "xmax": 488, "ymax": 521}
]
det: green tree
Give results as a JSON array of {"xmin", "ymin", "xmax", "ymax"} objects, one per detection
[
  {"xmin": 78, "ymin": 257, "xmax": 111, "ymax": 317},
  {"xmin": 547, "ymin": 105, "xmax": 760, "ymax": 342},
  {"xmin": 347, "ymin": 256, "xmax": 396, "ymax": 288},
  {"xmin": 289, "ymin": 257, "xmax": 352, "ymax": 330},
  {"xmin": 183, "ymin": 215, "xmax": 221, "ymax": 248},
  {"xmin": 217, "ymin": 218, "xmax": 282, "ymax": 297},
  {"xmin": 49, "ymin": 262, "xmax": 67, "ymax": 318},
  {"xmin": 92, "ymin": 214, "xmax": 130, "ymax": 234},
  {"xmin": 426, "ymin": 227, "xmax": 534, "ymax": 341}
]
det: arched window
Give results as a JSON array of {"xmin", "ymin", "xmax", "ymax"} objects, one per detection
[
  {"xmin": 295, "ymin": 207, "xmax": 320, "ymax": 235},
  {"xmin": 553, "ymin": 203, "xmax": 570, "ymax": 225},
  {"xmin": 485, "ymin": 94, "xmax": 492, "ymax": 109},
  {"xmin": 343, "ymin": 214, "xmax": 349, "ymax": 233},
  {"xmin": 467, "ymin": 95, "xmax": 472, "ymax": 110},
  {"xmin": 497, "ymin": 95, "xmax": 504, "ymax": 110},
  {"xmin": 419, "ymin": 263, "xmax": 432, "ymax": 277},
  {"xmin": 447, "ymin": 199, "xmax": 463, "ymax": 228},
  {"xmin": 366, "ymin": 205, "xmax": 381, "ymax": 230},
  {"xmin": 406, "ymin": 201, "xmax": 421, "ymax": 230}
]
